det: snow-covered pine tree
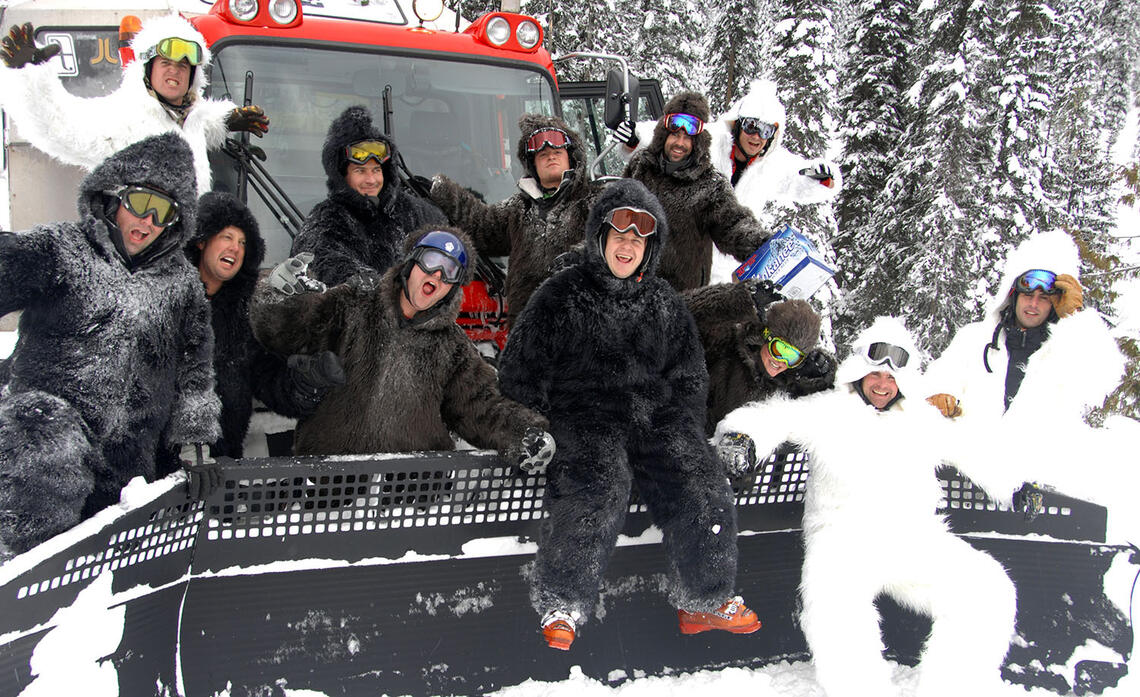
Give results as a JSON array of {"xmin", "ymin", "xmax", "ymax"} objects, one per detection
[
  {"xmin": 704, "ymin": 0, "xmax": 765, "ymax": 113},
  {"xmin": 529, "ymin": 0, "xmax": 615, "ymax": 81},
  {"xmin": 628, "ymin": 0, "xmax": 703, "ymax": 97}
]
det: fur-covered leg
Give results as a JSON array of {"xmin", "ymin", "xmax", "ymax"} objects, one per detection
[
  {"xmin": 800, "ymin": 537, "xmax": 895, "ymax": 697},
  {"xmin": 0, "ymin": 391, "xmax": 98, "ymax": 554},
  {"xmin": 531, "ymin": 421, "xmax": 633, "ymax": 624},
  {"xmin": 888, "ymin": 535, "xmax": 1016, "ymax": 697},
  {"xmin": 631, "ymin": 420, "xmax": 738, "ymax": 611}
]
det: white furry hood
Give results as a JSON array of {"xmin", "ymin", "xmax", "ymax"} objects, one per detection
[
  {"xmin": 720, "ymin": 79, "xmax": 787, "ymax": 157},
  {"xmin": 835, "ymin": 316, "xmax": 925, "ymax": 399},
  {"xmin": 987, "ymin": 229, "xmax": 1080, "ymax": 322}
]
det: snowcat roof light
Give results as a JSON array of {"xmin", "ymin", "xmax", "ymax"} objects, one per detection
[
  {"xmin": 468, "ymin": 13, "xmax": 544, "ymax": 53},
  {"xmin": 228, "ymin": 0, "xmax": 259, "ymax": 22},
  {"xmin": 221, "ymin": 0, "xmax": 304, "ymax": 28},
  {"xmin": 486, "ymin": 16, "xmax": 510, "ymax": 46},
  {"xmin": 268, "ymin": 0, "xmax": 299, "ymax": 25},
  {"xmin": 516, "ymin": 19, "xmax": 540, "ymax": 49},
  {"xmin": 413, "ymin": 0, "xmax": 446, "ymax": 23}
]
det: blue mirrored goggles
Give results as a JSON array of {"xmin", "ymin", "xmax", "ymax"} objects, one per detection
[
  {"xmin": 1015, "ymin": 269, "xmax": 1060, "ymax": 295},
  {"xmin": 664, "ymin": 112, "xmax": 704, "ymax": 136},
  {"xmin": 738, "ymin": 117, "xmax": 777, "ymax": 139},
  {"xmin": 410, "ymin": 247, "xmax": 464, "ymax": 284}
]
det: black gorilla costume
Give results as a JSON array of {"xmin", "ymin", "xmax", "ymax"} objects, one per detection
[
  {"xmin": 498, "ymin": 178, "xmax": 739, "ymax": 625},
  {"xmin": 0, "ymin": 134, "xmax": 219, "ymax": 555}
]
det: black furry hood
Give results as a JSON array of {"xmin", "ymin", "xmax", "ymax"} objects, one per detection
[
  {"xmin": 646, "ymin": 91, "xmax": 713, "ymax": 170},
  {"xmin": 184, "ymin": 191, "xmax": 266, "ymax": 295},
  {"xmin": 583, "ymin": 179, "xmax": 668, "ymax": 284},
  {"xmin": 321, "ymin": 105, "xmax": 402, "ymax": 205},
  {"xmin": 79, "ymin": 133, "xmax": 198, "ymax": 269},
  {"xmin": 515, "ymin": 113, "xmax": 588, "ymax": 189}
]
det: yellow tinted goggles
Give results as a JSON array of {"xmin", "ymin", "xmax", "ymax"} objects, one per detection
[
  {"xmin": 155, "ymin": 37, "xmax": 203, "ymax": 66},
  {"xmin": 345, "ymin": 140, "xmax": 391, "ymax": 165}
]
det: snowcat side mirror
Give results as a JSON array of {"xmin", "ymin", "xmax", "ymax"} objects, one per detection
[{"xmin": 603, "ymin": 68, "xmax": 639, "ymax": 129}]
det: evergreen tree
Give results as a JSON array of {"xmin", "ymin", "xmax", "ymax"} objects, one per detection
[
  {"xmin": 629, "ymin": 0, "xmax": 703, "ymax": 97},
  {"xmin": 704, "ymin": 0, "xmax": 764, "ymax": 113}
]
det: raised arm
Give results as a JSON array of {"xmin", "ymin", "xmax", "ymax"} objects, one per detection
[{"xmin": 429, "ymin": 175, "xmax": 513, "ymax": 257}]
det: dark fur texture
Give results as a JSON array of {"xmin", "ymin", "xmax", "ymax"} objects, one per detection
[
  {"xmin": 252, "ymin": 226, "xmax": 545, "ymax": 455},
  {"xmin": 0, "ymin": 134, "xmax": 220, "ymax": 552},
  {"xmin": 185, "ymin": 192, "xmax": 309, "ymax": 457},
  {"xmin": 685, "ymin": 281, "xmax": 836, "ymax": 434},
  {"xmin": 623, "ymin": 92, "xmax": 771, "ymax": 291},
  {"xmin": 498, "ymin": 179, "xmax": 739, "ymax": 622},
  {"xmin": 430, "ymin": 113, "xmax": 607, "ymax": 324},
  {"xmin": 291, "ymin": 105, "xmax": 447, "ymax": 286}
]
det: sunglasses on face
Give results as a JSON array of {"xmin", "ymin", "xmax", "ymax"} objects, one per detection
[
  {"xmin": 1015, "ymin": 269, "xmax": 1060, "ymax": 296},
  {"xmin": 154, "ymin": 37, "xmax": 203, "ymax": 66},
  {"xmin": 763, "ymin": 327, "xmax": 805, "ymax": 369},
  {"xmin": 525, "ymin": 128, "xmax": 571, "ymax": 153},
  {"xmin": 664, "ymin": 112, "xmax": 704, "ymax": 136},
  {"xmin": 604, "ymin": 207, "xmax": 658, "ymax": 237},
  {"xmin": 738, "ymin": 117, "xmax": 777, "ymax": 139},
  {"xmin": 345, "ymin": 140, "xmax": 391, "ymax": 165},
  {"xmin": 110, "ymin": 185, "xmax": 180, "ymax": 227},
  {"xmin": 865, "ymin": 342, "xmax": 910, "ymax": 370},
  {"xmin": 410, "ymin": 247, "xmax": 464, "ymax": 284}
]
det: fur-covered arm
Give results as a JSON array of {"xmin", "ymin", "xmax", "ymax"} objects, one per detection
[
  {"xmin": 662, "ymin": 293, "xmax": 712, "ymax": 419},
  {"xmin": 702, "ymin": 175, "xmax": 773, "ymax": 261},
  {"xmin": 441, "ymin": 335, "xmax": 548, "ymax": 451},
  {"xmin": 497, "ymin": 284, "xmax": 560, "ymax": 414},
  {"xmin": 714, "ymin": 393, "xmax": 807, "ymax": 461},
  {"xmin": 249, "ymin": 280, "xmax": 353, "ymax": 357},
  {"xmin": 290, "ymin": 207, "xmax": 377, "ymax": 287},
  {"xmin": 430, "ymin": 175, "xmax": 513, "ymax": 256},
  {"xmin": 246, "ymin": 342, "xmax": 310, "ymax": 419},
  {"xmin": 0, "ymin": 227, "xmax": 60, "ymax": 314},
  {"xmin": 165, "ymin": 284, "xmax": 222, "ymax": 447},
  {"xmin": 771, "ymin": 149, "xmax": 843, "ymax": 204}
]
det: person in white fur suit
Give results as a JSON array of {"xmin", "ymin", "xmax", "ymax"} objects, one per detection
[
  {"xmin": 714, "ymin": 317, "xmax": 1019, "ymax": 697},
  {"xmin": 0, "ymin": 14, "xmax": 268, "ymax": 195}
]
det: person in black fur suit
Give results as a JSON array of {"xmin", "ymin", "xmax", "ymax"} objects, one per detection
[
  {"xmin": 251, "ymin": 226, "xmax": 553, "ymax": 463},
  {"xmin": 0, "ymin": 134, "xmax": 220, "ymax": 558},
  {"xmin": 185, "ymin": 192, "xmax": 344, "ymax": 458},
  {"xmin": 290, "ymin": 105, "xmax": 446, "ymax": 286},
  {"xmin": 497, "ymin": 178, "xmax": 760, "ymax": 652},
  {"xmin": 623, "ymin": 91, "xmax": 773, "ymax": 292},
  {"xmin": 684, "ymin": 280, "xmax": 837, "ymax": 436},
  {"xmin": 429, "ymin": 113, "xmax": 607, "ymax": 326}
]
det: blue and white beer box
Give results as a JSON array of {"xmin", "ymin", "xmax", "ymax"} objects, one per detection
[{"xmin": 732, "ymin": 225, "xmax": 836, "ymax": 299}]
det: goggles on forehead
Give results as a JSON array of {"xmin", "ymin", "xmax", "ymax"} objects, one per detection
[
  {"xmin": 664, "ymin": 112, "xmax": 704, "ymax": 136},
  {"xmin": 1014, "ymin": 269, "xmax": 1060, "ymax": 295},
  {"xmin": 143, "ymin": 37, "xmax": 204, "ymax": 66},
  {"xmin": 738, "ymin": 117, "xmax": 777, "ymax": 139},
  {"xmin": 109, "ymin": 185, "xmax": 180, "ymax": 227},
  {"xmin": 865, "ymin": 342, "xmax": 910, "ymax": 370},
  {"xmin": 763, "ymin": 327, "xmax": 805, "ymax": 369},
  {"xmin": 345, "ymin": 140, "xmax": 391, "ymax": 165},
  {"xmin": 410, "ymin": 246, "xmax": 464, "ymax": 284},
  {"xmin": 525, "ymin": 128, "xmax": 571, "ymax": 153},
  {"xmin": 604, "ymin": 207, "xmax": 658, "ymax": 238}
]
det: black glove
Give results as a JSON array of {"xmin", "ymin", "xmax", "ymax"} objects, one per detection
[
  {"xmin": 0, "ymin": 23, "xmax": 61, "ymax": 69},
  {"xmin": 287, "ymin": 351, "xmax": 346, "ymax": 413},
  {"xmin": 267, "ymin": 253, "xmax": 326, "ymax": 296},
  {"xmin": 225, "ymin": 105, "xmax": 270, "ymax": 137},
  {"xmin": 507, "ymin": 427, "xmax": 556, "ymax": 474},
  {"xmin": 799, "ymin": 162, "xmax": 834, "ymax": 185},
  {"xmin": 612, "ymin": 120, "xmax": 640, "ymax": 149},
  {"xmin": 748, "ymin": 279, "xmax": 783, "ymax": 312},
  {"xmin": 716, "ymin": 432, "xmax": 757, "ymax": 477},
  {"xmin": 1012, "ymin": 482, "xmax": 1045, "ymax": 521},
  {"xmin": 179, "ymin": 444, "xmax": 224, "ymax": 501},
  {"xmin": 799, "ymin": 349, "xmax": 835, "ymax": 379}
]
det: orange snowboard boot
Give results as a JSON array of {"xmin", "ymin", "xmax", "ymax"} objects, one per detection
[
  {"xmin": 677, "ymin": 596, "xmax": 761, "ymax": 635},
  {"xmin": 541, "ymin": 609, "xmax": 578, "ymax": 650}
]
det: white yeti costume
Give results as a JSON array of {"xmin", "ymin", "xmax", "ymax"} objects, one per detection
[
  {"xmin": 717, "ymin": 317, "xmax": 1017, "ymax": 697},
  {"xmin": 0, "ymin": 14, "xmax": 233, "ymax": 195}
]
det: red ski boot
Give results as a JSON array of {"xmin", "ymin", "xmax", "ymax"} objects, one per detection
[
  {"xmin": 677, "ymin": 596, "xmax": 761, "ymax": 635},
  {"xmin": 541, "ymin": 609, "xmax": 578, "ymax": 650}
]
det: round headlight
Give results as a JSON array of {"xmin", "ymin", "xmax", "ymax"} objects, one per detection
[
  {"xmin": 486, "ymin": 16, "xmax": 511, "ymax": 46},
  {"xmin": 228, "ymin": 0, "xmax": 259, "ymax": 22},
  {"xmin": 515, "ymin": 20, "xmax": 540, "ymax": 49},
  {"xmin": 268, "ymin": 0, "xmax": 298, "ymax": 24},
  {"xmin": 413, "ymin": 0, "xmax": 445, "ymax": 23}
]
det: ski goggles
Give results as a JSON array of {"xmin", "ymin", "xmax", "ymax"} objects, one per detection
[
  {"xmin": 525, "ymin": 128, "xmax": 571, "ymax": 153},
  {"xmin": 1014, "ymin": 269, "xmax": 1060, "ymax": 295},
  {"xmin": 410, "ymin": 246, "xmax": 465, "ymax": 284},
  {"xmin": 604, "ymin": 207, "xmax": 658, "ymax": 237},
  {"xmin": 738, "ymin": 117, "xmax": 777, "ymax": 139},
  {"xmin": 664, "ymin": 112, "xmax": 704, "ymax": 136},
  {"xmin": 865, "ymin": 342, "xmax": 910, "ymax": 370},
  {"xmin": 762, "ymin": 327, "xmax": 805, "ymax": 369},
  {"xmin": 142, "ymin": 37, "xmax": 204, "ymax": 66},
  {"xmin": 345, "ymin": 140, "xmax": 391, "ymax": 165},
  {"xmin": 109, "ymin": 185, "xmax": 180, "ymax": 227}
]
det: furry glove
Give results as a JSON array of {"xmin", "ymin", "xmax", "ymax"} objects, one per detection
[
  {"xmin": 1012, "ymin": 482, "xmax": 1045, "ymax": 521},
  {"xmin": 0, "ymin": 23, "xmax": 60, "ymax": 69},
  {"xmin": 925, "ymin": 393, "xmax": 962, "ymax": 418},
  {"xmin": 179, "ymin": 443, "xmax": 225, "ymax": 501},
  {"xmin": 716, "ymin": 432, "xmax": 757, "ymax": 477},
  {"xmin": 225, "ymin": 105, "xmax": 270, "ymax": 137},
  {"xmin": 287, "ymin": 351, "xmax": 346, "ymax": 414},
  {"xmin": 507, "ymin": 428, "xmax": 557, "ymax": 474},
  {"xmin": 1050, "ymin": 274, "xmax": 1083, "ymax": 318},
  {"xmin": 267, "ymin": 253, "xmax": 327, "ymax": 296}
]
